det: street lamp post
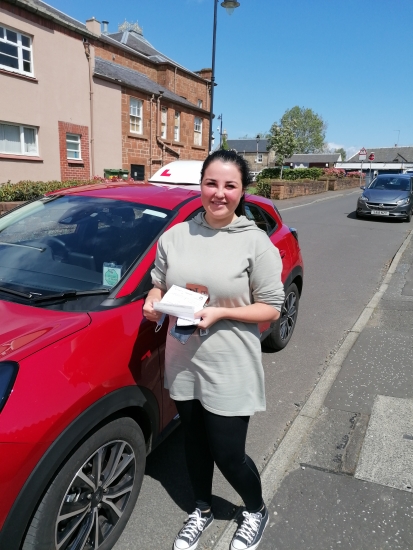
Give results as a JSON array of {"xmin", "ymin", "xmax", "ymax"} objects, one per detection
[
  {"xmin": 208, "ymin": 1, "xmax": 240, "ymax": 153},
  {"xmin": 256, "ymin": 134, "xmax": 260, "ymax": 166}
]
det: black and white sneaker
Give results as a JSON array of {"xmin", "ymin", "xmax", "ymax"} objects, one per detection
[
  {"xmin": 230, "ymin": 507, "xmax": 269, "ymax": 550},
  {"xmin": 173, "ymin": 508, "xmax": 214, "ymax": 550}
]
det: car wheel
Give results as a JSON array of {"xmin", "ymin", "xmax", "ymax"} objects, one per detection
[
  {"xmin": 22, "ymin": 418, "xmax": 146, "ymax": 550},
  {"xmin": 263, "ymin": 283, "xmax": 299, "ymax": 351},
  {"xmin": 405, "ymin": 209, "xmax": 412, "ymax": 222}
]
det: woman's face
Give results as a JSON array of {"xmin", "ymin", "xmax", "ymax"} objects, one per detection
[{"xmin": 201, "ymin": 160, "xmax": 244, "ymax": 227}]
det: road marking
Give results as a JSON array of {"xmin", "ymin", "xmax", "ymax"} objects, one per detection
[
  {"xmin": 212, "ymin": 227, "xmax": 413, "ymax": 550},
  {"xmin": 279, "ymin": 190, "xmax": 360, "ymax": 212}
]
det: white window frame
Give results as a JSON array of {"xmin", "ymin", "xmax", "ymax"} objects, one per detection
[
  {"xmin": 194, "ymin": 117, "xmax": 202, "ymax": 146},
  {"xmin": 130, "ymin": 98, "xmax": 143, "ymax": 134},
  {"xmin": 257, "ymin": 153, "xmax": 263, "ymax": 163},
  {"xmin": 0, "ymin": 122, "xmax": 38, "ymax": 156},
  {"xmin": 0, "ymin": 24, "xmax": 33, "ymax": 76},
  {"xmin": 161, "ymin": 107, "xmax": 167, "ymax": 139},
  {"xmin": 66, "ymin": 133, "xmax": 81, "ymax": 160},
  {"xmin": 197, "ymin": 99, "xmax": 203, "ymax": 108},
  {"xmin": 174, "ymin": 111, "xmax": 180, "ymax": 142}
]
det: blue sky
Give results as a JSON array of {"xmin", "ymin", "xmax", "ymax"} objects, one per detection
[{"xmin": 50, "ymin": 0, "xmax": 413, "ymax": 156}]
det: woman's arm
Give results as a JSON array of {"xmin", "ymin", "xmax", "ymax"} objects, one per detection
[
  {"xmin": 195, "ymin": 302, "xmax": 280, "ymax": 330},
  {"xmin": 143, "ymin": 287, "xmax": 165, "ymax": 322}
]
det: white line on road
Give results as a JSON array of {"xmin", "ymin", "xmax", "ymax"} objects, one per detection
[
  {"xmin": 212, "ymin": 227, "xmax": 413, "ymax": 550},
  {"xmin": 279, "ymin": 190, "xmax": 360, "ymax": 212}
]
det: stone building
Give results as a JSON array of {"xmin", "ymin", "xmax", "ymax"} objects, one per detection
[{"xmin": 0, "ymin": 0, "xmax": 211, "ymax": 182}]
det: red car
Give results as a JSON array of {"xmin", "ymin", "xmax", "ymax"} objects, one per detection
[{"xmin": 0, "ymin": 182, "xmax": 303, "ymax": 550}]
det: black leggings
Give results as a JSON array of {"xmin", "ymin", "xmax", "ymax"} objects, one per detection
[{"xmin": 174, "ymin": 399, "xmax": 263, "ymax": 512}]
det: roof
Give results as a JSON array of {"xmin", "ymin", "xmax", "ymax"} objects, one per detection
[
  {"xmin": 227, "ymin": 139, "xmax": 270, "ymax": 153},
  {"xmin": 285, "ymin": 153, "xmax": 341, "ymax": 163},
  {"xmin": 53, "ymin": 181, "xmax": 201, "ymax": 210},
  {"xmin": 346, "ymin": 147, "xmax": 413, "ymax": 163},
  {"xmin": 94, "ymin": 58, "xmax": 204, "ymax": 111}
]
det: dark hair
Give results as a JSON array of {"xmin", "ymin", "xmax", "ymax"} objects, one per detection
[{"xmin": 200, "ymin": 150, "xmax": 251, "ymax": 216}]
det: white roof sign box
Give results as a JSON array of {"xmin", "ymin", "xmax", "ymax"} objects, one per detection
[{"xmin": 149, "ymin": 160, "xmax": 203, "ymax": 188}]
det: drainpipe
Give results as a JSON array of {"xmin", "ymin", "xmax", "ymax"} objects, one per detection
[
  {"xmin": 174, "ymin": 67, "xmax": 177, "ymax": 94},
  {"xmin": 149, "ymin": 94, "xmax": 155, "ymax": 177},
  {"xmin": 83, "ymin": 39, "xmax": 95, "ymax": 178},
  {"xmin": 156, "ymin": 92, "xmax": 165, "ymax": 166}
]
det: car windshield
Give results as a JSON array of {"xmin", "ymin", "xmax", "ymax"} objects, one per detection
[
  {"xmin": 369, "ymin": 177, "xmax": 411, "ymax": 192},
  {"xmin": 0, "ymin": 195, "xmax": 172, "ymax": 297}
]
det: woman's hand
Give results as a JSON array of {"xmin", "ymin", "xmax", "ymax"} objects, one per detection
[
  {"xmin": 194, "ymin": 307, "xmax": 223, "ymax": 329},
  {"xmin": 143, "ymin": 288, "xmax": 164, "ymax": 323}
]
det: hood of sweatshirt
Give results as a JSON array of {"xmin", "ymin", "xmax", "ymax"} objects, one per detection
[{"xmin": 192, "ymin": 212, "xmax": 262, "ymax": 233}]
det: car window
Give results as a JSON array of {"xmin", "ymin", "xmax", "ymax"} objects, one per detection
[
  {"xmin": 244, "ymin": 203, "xmax": 276, "ymax": 235},
  {"xmin": 0, "ymin": 195, "xmax": 173, "ymax": 296}
]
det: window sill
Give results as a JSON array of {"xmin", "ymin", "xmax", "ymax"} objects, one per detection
[
  {"xmin": 0, "ymin": 68, "xmax": 38, "ymax": 83},
  {"xmin": 67, "ymin": 159, "xmax": 84, "ymax": 165},
  {"xmin": 191, "ymin": 145, "xmax": 206, "ymax": 151},
  {"xmin": 128, "ymin": 133, "xmax": 149, "ymax": 141},
  {"xmin": 172, "ymin": 141, "xmax": 185, "ymax": 147},
  {"xmin": 0, "ymin": 154, "xmax": 42, "ymax": 162}
]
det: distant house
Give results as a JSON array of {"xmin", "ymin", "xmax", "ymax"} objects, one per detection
[
  {"xmin": 1, "ymin": 0, "xmax": 211, "ymax": 183},
  {"xmin": 337, "ymin": 147, "xmax": 413, "ymax": 175},
  {"xmin": 226, "ymin": 139, "xmax": 274, "ymax": 172},
  {"xmin": 284, "ymin": 153, "xmax": 341, "ymax": 169}
]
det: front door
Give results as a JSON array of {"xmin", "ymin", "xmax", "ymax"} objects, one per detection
[{"xmin": 131, "ymin": 164, "xmax": 145, "ymax": 181}]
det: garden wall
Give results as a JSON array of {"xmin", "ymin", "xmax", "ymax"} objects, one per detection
[{"xmin": 271, "ymin": 180, "xmax": 328, "ymax": 200}]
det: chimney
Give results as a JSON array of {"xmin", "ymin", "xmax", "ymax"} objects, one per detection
[
  {"xmin": 85, "ymin": 17, "xmax": 101, "ymax": 36},
  {"xmin": 102, "ymin": 21, "xmax": 109, "ymax": 34}
]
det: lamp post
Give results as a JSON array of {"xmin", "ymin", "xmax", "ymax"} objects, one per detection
[
  {"xmin": 256, "ymin": 134, "xmax": 260, "ymax": 166},
  {"xmin": 208, "ymin": 1, "xmax": 240, "ymax": 152}
]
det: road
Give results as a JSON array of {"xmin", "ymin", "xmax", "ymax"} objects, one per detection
[{"xmin": 113, "ymin": 188, "xmax": 411, "ymax": 550}]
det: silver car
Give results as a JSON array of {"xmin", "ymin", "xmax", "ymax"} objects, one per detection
[{"xmin": 357, "ymin": 174, "xmax": 413, "ymax": 222}]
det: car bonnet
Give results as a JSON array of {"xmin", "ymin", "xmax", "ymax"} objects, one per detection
[
  {"xmin": 364, "ymin": 188, "xmax": 410, "ymax": 202},
  {"xmin": 0, "ymin": 301, "xmax": 90, "ymax": 362}
]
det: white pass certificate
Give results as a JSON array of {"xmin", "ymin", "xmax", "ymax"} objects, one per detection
[{"xmin": 153, "ymin": 285, "xmax": 208, "ymax": 324}]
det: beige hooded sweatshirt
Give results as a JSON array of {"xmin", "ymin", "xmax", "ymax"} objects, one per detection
[{"xmin": 151, "ymin": 212, "xmax": 284, "ymax": 416}]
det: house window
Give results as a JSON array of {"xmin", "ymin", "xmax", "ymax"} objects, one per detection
[
  {"xmin": 0, "ymin": 122, "xmax": 38, "ymax": 155},
  {"xmin": 0, "ymin": 25, "xmax": 33, "ymax": 76},
  {"xmin": 66, "ymin": 133, "xmax": 81, "ymax": 159},
  {"xmin": 194, "ymin": 117, "xmax": 202, "ymax": 146},
  {"xmin": 257, "ymin": 153, "xmax": 263, "ymax": 163},
  {"xmin": 161, "ymin": 107, "xmax": 167, "ymax": 139},
  {"xmin": 197, "ymin": 99, "xmax": 203, "ymax": 108},
  {"xmin": 130, "ymin": 98, "xmax": 143, "ymax": 134},
  {"xmin": 174, "ymin": 111, "xmax": 180, "ymax": 142}
]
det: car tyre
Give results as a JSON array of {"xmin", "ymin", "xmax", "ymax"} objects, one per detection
[
  {"xmin": 263, "ymin": 283, "xmax": 299, "ymax": 351},
  {"xmin": 22, "ymin": 417, "xmax": 146, "ymax": 550},
  {"xmin": 405, "ymin": 208, "xmax": 412, "ymax": 222}
]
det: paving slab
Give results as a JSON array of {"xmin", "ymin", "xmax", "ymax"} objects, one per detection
[
  {"xmin": 260, "ymin": 468, "xmax": 413, "ymax": 550},
  {"xmin": 355, "ymin": 395, "xmax": 413, "ymax": 493}
]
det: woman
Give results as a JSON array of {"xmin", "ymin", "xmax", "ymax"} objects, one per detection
[{"xmin": 143, "ymin": 150, "xmax": 284, "ymax": 550}]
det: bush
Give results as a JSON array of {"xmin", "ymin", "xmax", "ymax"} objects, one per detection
[
  {"xmin": 347, "ymin": 171, "xmax": 365, "ymax": 178},
  {"xmin": 256, "ymin": 168, "xmax": 281, "ymax": 182},
  {"xmin": 255, "ymin": 179, "xmax": 272, "ymax": 198},
  {"xmin": 323, "ymin": 168, "xmax": 346, "ymax": 178},
  {"xmin": 282, "ymin": 168, "xmax": 324, "ymax": 181},
  {"xmin": 0, "ymin": 177, "xmax": 133, "ymax": 202}
]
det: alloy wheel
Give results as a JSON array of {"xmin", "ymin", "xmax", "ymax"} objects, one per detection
[
  {"xmin": 279, "ymin": 290, "xmax": 297, "ymax": 341},
  {"xmin": 55, "ymin": 440, "xmax": 136, "ymax": 550}
]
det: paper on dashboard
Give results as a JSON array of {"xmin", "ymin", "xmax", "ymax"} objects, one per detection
[{"xmin": 153, "ymin": 285, "xmax": 208, "ymax": 324}]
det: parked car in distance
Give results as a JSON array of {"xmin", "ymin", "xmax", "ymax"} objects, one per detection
[
  {"xmin": 357, "ymin": 173, "xmax": 413, "ymax": 221},
  {"xmin": 0, "ymin": 182, "xmax": 303, "ymax": 550}
]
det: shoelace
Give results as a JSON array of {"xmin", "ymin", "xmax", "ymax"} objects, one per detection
[
  {"xmin": 235, "ymin": 511, "xmax": 261, "ymax": 544},
  {"xmin": 179, "ymin": 510, "xmax": 207, "ymax": 542}
]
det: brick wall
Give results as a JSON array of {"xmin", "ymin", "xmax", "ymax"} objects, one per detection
[
  {"xmin": 58, "ymin": 122, "xmax": 90, "ymax": 181},
  {"xmin": 122, "ymin": 89, "xmax": 208, "ymax": 178}
]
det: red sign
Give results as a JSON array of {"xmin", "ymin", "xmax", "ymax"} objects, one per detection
[
  {"xmin": 160, "ymin": 169, "xmax": 171, "ymax": 177},
  {"xmin": 359, "ymin": 147, "xmax": 367, "ymax": 161},
  {"xmin": 368, "ymin": 153, "xmax": 375, "ymax": 161}
]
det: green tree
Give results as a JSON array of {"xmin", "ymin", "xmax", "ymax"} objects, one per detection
[
  {"xmin": 267, "ymin": 122, "xmax": 297, "ymax": 179},
  {"xmin": 221, "ymin": 134, "xmax": 229, "ymax": 150},
  {"xmin": 334, "ymin": 147, "xmax": 346, "ymax": 161},
  {"xmin": 281, "ymin": 106, "xmax": 327, "ymax": 153}
]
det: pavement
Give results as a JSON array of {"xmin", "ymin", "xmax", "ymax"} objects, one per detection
[{"xmin": 214, "ymin": 227, "xmax": 413, "ymax": 550}]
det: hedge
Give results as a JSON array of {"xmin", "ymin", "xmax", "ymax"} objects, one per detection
[{"xmin": 0, "ymin": 177, "xmax": 131, "ymax": 202}]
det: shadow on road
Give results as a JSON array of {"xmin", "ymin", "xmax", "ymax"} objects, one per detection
[
  {"xmin": 144, "ymin": 424, "xmax": 238, "ymax": 520},
  {"xmin": 347, "ymin": 210, "xmax": 406, "ymax": 223}
]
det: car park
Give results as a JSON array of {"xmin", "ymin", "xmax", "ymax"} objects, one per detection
[
  {"xmin": 357, "ymin": 173, "xmax": 413, "ymax": 221},
  {"xmin": 0, "ymin": 181, "xmax": 303, "ymax": 550}
]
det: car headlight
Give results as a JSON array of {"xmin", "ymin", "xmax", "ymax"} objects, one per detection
[
  {"xmin": 359, "ymin": 195, "xmax": 368, "ymax": 202},
  {"xmin": 396, "ymin": 198, "xmax": 410, "ymax": 206},
  {"xmin": 0, "ymin": 362, "xmax": 18, "ymax": 413}
]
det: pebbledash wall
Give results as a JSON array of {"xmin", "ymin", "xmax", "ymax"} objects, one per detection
[{"xmin": 0, "ymin": 0, "xmax": 211, "ymax": 183}]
